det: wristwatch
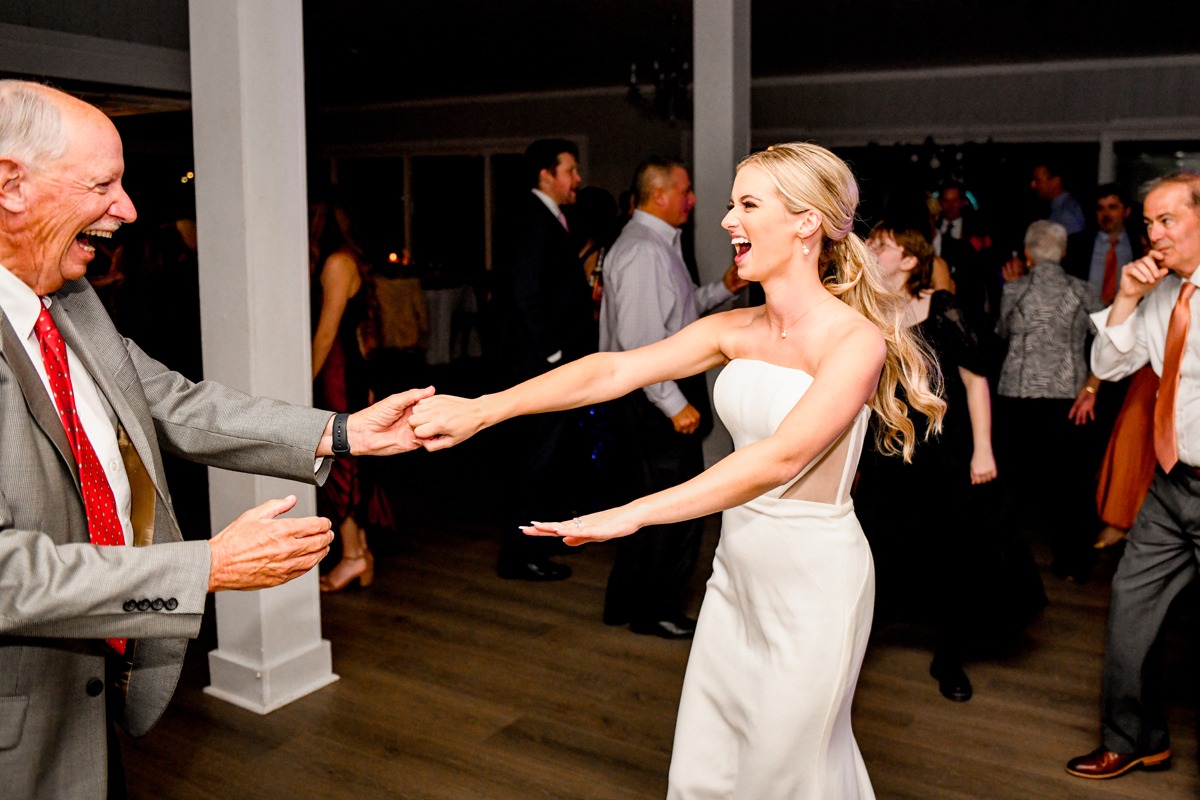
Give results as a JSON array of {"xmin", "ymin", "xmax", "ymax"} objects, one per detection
[{"xmin": 331, "ymin": 412, "xmax": 351, "ymax": 456}]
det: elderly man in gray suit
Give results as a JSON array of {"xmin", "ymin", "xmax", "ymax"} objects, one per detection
[{"xmin": 0, "ymin": 80, "xmax": 431, "ymax": 799}]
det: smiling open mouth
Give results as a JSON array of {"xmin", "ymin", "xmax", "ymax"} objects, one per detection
[
  {"xmin": 76, "ymin": 227, "xmax": 117, "ymax": 253},
  {"xmin": 732, "ymin": 237, "xmax": 751, "ymax": 257}
]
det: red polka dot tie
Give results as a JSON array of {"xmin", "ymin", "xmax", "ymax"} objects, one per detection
[{"xmin": 33, "ymin": 306, "xmax": 127, "ymax": 655}]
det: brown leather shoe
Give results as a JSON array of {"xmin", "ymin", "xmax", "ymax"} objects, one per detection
[{"xmin": 1065, "ymin": 746, "xmax": 1172, "ymax": 779}]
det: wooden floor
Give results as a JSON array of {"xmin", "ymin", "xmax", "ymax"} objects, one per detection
[{"xmin": 122, "ymin": 369, "xmax": 1199, "ymax": 800}]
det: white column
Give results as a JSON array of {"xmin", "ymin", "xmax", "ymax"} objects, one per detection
[
  {"xmin": 1098, "ymin": 130, "xmax": 1117, "ymax": 184},
  {"xmin": 693, "ymin": 0, "xmax": 751, "ymax": 467},
  {"xmin": 188, "ymin": 0, "xmax": 337, "ymax": 713},
  {"xmin": 692, "ymin": 0, "xmax": 751, "ymax": 285}
]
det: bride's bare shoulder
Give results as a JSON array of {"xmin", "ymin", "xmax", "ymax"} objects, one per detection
[{"xmin": 821, "ymin": 302, "xmax": 886, "ymax": 356}]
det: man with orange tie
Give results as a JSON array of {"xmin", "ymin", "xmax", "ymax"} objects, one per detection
[
  {"xmin": 1064, "ymin": 183, "xmax": 1140, "ymax": 304},
  {"xmin": 1066, "ymin": 172, "xmax": 1200, "ymax": 780},
  {"xmin": 0, "ymin": 80, "xmax": 431, "ymax": 799}
]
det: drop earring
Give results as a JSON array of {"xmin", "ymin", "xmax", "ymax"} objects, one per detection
[{"xmin": 801, "ymin": 240, "xmax": 811, "ymax": 256}]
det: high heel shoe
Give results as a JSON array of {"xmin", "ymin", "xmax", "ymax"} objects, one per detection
[{"xmin": 319, "ymin": 550, "xmax": 375, "ymax": 593}]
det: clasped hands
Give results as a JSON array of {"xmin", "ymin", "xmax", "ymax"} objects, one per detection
[{"xmin": 218, "ymin": 384, "xmax": 631, "ymax": 594}]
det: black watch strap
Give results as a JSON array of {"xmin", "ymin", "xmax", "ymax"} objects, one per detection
[{"xmin": 331, "ymin": 413, "xmax": 351, "ymax": 456}]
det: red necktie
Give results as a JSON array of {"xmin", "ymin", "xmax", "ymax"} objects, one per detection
[
  {"xmin": 1100, "ymin": 235, "xmax": 1120, "ymax": 305},
  {"xmin": 1154, "ymin": 281, "xmax": 1196, "ymax": 474},
  {"xmin": 33, "ymin": 306, "xmax": 127, "ymax": 654},
  {"xmin": 557, "ymin": 211, "xmax": 570, "ymax": 232}
]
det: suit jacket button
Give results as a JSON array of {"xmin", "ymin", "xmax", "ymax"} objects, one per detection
[
  {"xmin": 86, "ymin": 678, "xmax": 104, "ymax": 697},
  {"xmin": 151, "ymin": 598, "xmax": 165, "ymax": 611},
  {"xmin": 136, "ymin": 598, "xmax": 151, "ymax": 611},
  {"xmin": 164, "ymin": 598, "xmax": 178, "ymax": 611},
  {"xmin": 123, "ymin": 599, "xmax": 137, "ymax": 612}
]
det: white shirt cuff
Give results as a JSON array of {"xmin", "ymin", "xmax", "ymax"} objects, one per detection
[{"xmin": 1090, "ymin": 307, "xmax": 1136, "ymax": 354}]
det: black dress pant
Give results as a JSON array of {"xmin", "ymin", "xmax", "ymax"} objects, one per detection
[
  {"xmin": 603, "ymin": 390, "xmax": 705, "ymax": 624},
  {"xmin": 500, "ymin": 408, "xmax": 580, "ymax": 564}
]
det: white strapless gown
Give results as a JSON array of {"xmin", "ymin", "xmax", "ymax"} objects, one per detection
[{"xmin": 667, "ymin": 359, "xmax": 876, "ymax": 800}]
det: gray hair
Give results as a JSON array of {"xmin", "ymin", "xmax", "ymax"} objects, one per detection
[
  {"xmin": 1144, "ymin": 171, "xmax": 1200, "ymax": 211},
  {"xmin": 1024, "ymin": 219, "xmax": 1068, "ymax": 265},
  {"xmin": 0, "ymin": 80, "xmax": 69, "ymax": 168}
]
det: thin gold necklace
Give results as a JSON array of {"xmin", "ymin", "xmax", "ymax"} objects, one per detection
[{"xmin": 779, "ymin": 295, "xmax": 834, "ymax": 339}]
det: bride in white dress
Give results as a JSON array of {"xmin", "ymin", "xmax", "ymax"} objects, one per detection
[{"xmin": 410, "ymin": 142, "xmax": 944, "ymax": 799}]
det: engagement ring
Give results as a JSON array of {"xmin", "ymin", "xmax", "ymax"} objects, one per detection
[{"xmin": 572, "ymin": 517, "xmax": 582, "ymax": 528}]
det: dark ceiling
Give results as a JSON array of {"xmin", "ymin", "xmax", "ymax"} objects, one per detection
[
  {"xmin": 5, "ymin": 0, "xmax": 1198, "ymax": 116},
  {"xmin": 302, "ymin": 0, "xmax": 1200, "ymax": 107}
]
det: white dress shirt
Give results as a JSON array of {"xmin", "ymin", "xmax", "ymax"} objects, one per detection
[
  {"xmin": 532, "ymin": 188, "xmax": 567, "ymax": 364},
  {"xmin": 0, "ymin": 265, "xmax": 132, "ymax": 545},
  {"xmin": 599, "ymin": 210, "xmax": 732, "ymax": 418},
  {"xmin": 1091, "ymin": 268, "xmax": 1200, "ymax": 467}
]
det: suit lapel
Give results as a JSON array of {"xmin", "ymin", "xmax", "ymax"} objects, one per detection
[
  {"xmin": 0, "ymin": 308, "xmax": 80, "ymax": 484},
  {"xmin": 49, "ymin": 301, "xmax": 165, "ymax": 496}
]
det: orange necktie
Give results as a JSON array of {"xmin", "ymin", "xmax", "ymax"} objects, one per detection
[
  {"xmin": 34, "ymin": 306, "xmax": 127, "ymax": 654},
  {"xmin": 1154, "ymin": 281, "xmax": 1196, "ymax": 473},
  {"xmin": 1100, "ymin": 235, "xmax": 1120, "ymax": 305}
]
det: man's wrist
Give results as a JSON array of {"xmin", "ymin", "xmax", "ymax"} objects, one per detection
[{"xmin": 331, "ymin": 412, "xmax": 351, "ymax": 455}]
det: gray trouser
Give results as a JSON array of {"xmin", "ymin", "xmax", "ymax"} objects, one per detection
[{"xmin": 1101, "ymin": 466, "xmax": 1200, "ymax": 754}]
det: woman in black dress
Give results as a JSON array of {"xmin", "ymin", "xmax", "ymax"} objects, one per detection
[{"xmin": 854, "ymin": 217, "xmax": 1007, "ymax": 702}]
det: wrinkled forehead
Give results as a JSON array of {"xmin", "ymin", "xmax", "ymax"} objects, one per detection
[{"xmin": 1146, "ymin": 183, "xmax": 1198, "ymax": 217}]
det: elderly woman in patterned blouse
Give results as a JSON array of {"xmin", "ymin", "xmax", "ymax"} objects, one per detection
[{"xmin": 996, "ymin": 220, "xmax": 1106, "ymax": 582}]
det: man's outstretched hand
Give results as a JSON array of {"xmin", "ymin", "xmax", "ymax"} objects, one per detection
[
  {"xmin": 317, "ymin": 386, "xmax": 436, "ymax": 457},
  {"xmin": 207, "ymin": 495, "xmax": 334, "ymax": 592}
]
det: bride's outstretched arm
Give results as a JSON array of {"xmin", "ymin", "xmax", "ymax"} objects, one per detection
[
  {"xmin": 527, "ymin": 323, "xmax": 885, "ymax": 545},
  {"xmin": 409, "ymin": 312, "xmax": 735, "ymax": 449}
]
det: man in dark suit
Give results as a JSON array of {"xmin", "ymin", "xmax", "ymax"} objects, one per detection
[
  {"xmin": 0, "ymin": 80, "xmax": 431, "ymax": 799},
  {"xmin": 1064, "ymin": 183, "xmax": 1140, "ymax": 299},
  {"xmin": 937, "ymin": 179, "xmax": 993, "ymax": 257},
  {"xmin": 490, "ymin": 138, "xmax": 592, "ymax": 580},
  {"xmin": 936, "ymin": 180, "xmax": 1001, "ymax": 361}
]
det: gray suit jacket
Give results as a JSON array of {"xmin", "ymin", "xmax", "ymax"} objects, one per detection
[{"xmin": 0, "ymin": 277, "xmax": 334, "ymax": 799}]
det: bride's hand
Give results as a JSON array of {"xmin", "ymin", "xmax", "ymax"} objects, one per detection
[
  {"xmin": 409, "ymin": 394, "xmax": 486, "ymax": 450},
  {"xmin": 521, "ymin": 507, "xmax": 641, "ymax": 546}
]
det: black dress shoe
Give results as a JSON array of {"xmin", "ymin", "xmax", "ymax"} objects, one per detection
[
  {"xmin": 630, "ymin": 617, "xmax": 696, "ymax": 640},
  {"xmin": 1066, "ymin": 746, "xmax": 1172, "ymax": 779},
  {"xmin": 496, "ymin": 558, "xmax": 572, "ymax": 581},
  {"xmin": 602, "ymin": 609, "xmax": 630, "ymax": 626},
  {"xmin": 929, "ymin": 659, "xmax": 972, "ymax": 702}
]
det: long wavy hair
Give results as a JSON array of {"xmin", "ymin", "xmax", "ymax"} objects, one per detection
[
  {"xmin": 308, "ymin": 199, "xmax": 368, "ymax": 276},
  {"xmin": 738, "ymin": 142, "xmax": 945, "ymax": 460}
]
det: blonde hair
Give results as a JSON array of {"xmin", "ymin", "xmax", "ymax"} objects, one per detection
[{"xmin": 738, "ymin": 142, "xmax": 945, "ymax": 460}]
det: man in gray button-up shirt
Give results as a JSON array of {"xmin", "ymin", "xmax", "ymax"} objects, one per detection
[{"xmin": 598, "ymin": 157, "xmax": 746, "ymax": 637}]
